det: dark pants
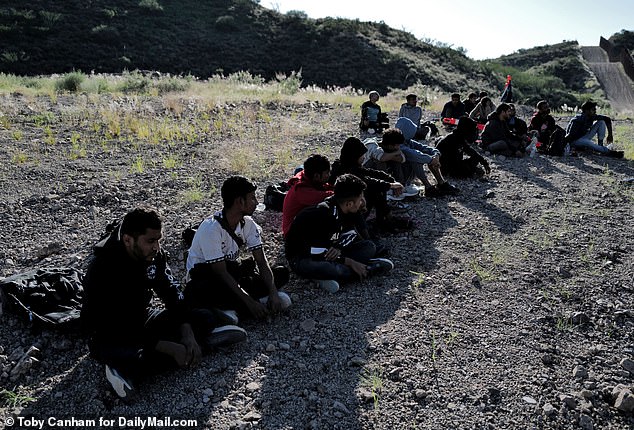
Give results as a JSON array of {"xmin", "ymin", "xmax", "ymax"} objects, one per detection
[
  {"xmin": 441, "ymin": 157, "xmax": 482, "ymax": 178},
  {"xmin": 89, "ymin": 308, "xmax": 215, "ymax": 384},
  {"xmin": 185, "ymin": 260, "xmax": 289, "ymax": 318},
  {"xmin": 289, "ymin": 239, "xmax": 376, "ymax": 282}
]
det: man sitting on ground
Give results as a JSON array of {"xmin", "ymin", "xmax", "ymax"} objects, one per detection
[
  {"xmin": 481, "ymin": 103, "xmax": 525, "ymax": 157},
  {"xmin": 507, "ymin": 103, "xmax": 528, "ymax": 142},
  {"xmin": 185, "ymin": 176, "xmax": 292, "ymax": 323},
  {"xmin": 82, "ymin": 208, "xmax": 246, "ymax": 401},
  {"xmin": 441, "ymin": 93, "xmax": 466, "ymax": 121},
  {"xmin": 437, "ymin": 116, "xmax": 491, "ymax": 178},
  {"xmin": 469, "ymin": 97, "xmax": 496, "ymax": 125},
  {"xmin": 395, "ymin": 117, "xmax": 460, "ymax": 197},
  {"xmin": 565, "ymin": 100, "xmax": 624, "ymax": 158},
  {"xmin": 463, "ymin": 92, "xmax": 478, "ymax": 116},
  {"xmin": 285, "ymin": 174, "xmax": 394, "ymax": 293},
  {"xmin": 398, "ymin": 93, "xmax": 427, "ymax": 139},
  {"xmin": 281, "ymin": 154, "xmax": 333, "ymax": 237}
]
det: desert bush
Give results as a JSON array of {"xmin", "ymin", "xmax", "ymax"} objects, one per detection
[
  {"xmin": 223, "ymin": 71, "xmax": 265, "ymax": 86},
  {"xmin": 156, "ymin": 77, "xmax": 190, "ymax": 94},
  {"xmin": 118, "ymin": 71, "xmax": 151, "ymax": 94},
  {"xmin": 55, "ymin": 72, "xmax": 85, "ymax": 93},
  {"xmin": 276, "ymin": 70, "xmax": 302, "ymax": 95}
]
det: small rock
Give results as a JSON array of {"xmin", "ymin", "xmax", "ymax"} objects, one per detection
[
  {"xmin": 333, "ymin": 400, "xmax": 350, "ymax": 414},
  {"xmin": 573, "ymin": 365, "xmax": 589, "ymax": 379},
  {"xmin": 614, "ymin": 389, "xmax": 634, "ymax": 413},
  {"xmin": 522, "ymin": 396, "xmax": 537, "ymax": 405},
  {"xmin": 279, "ymin": 342, "xmax": 290, "ymax": 351},
  {"xmin": 556, "ymin": 266, "xmax": 572, "ymax": 278},
  {"xmin": 579, "ymin": 413, "xmax": 594, "ymax": 430},
  {"xmin": 620, "ymin": 358, "xmax": 634, "ymax": 374},
  {"xmin": 265, "ymin": 343, "xmax": 276, "ymax": 353},
  {"xmin": 471, "ymin": 274, "xmax": 481, "ymax": 285},
  {"xmin": 571, "ymin": 312, "xmax": 590, "ymax": 325},
  {"xmin": 243, "ymin": 411, "xmax": 261, "ymax": 422},
  {"xmin": 542, "ymin": 403, "xmax": 557, "ymax": 416},
  {"xmin": 484, "ymin": 190, "xmax": 495, "ymax": 199},
  {"xmin": 498, "ymin": 155, "xmax": 507, "ymax": 161},
  {"xmin": 349, "ymin": 356, "xmax": 367, "ymax": 367},
  {"xmin": 358, "ymin": 387, "xmax": 374, "ymax": 403},
  {"xmin": 300, "ymin": 319, "xmax": 317, "ymax": 332},
  {"xmin": 246, "ymin": 382, "xmax": 261, "ymax": 392},
  {"xmin": 414, "ymin": 389, "xmax": 427, "ymax": 399},
  {"xmin": 560, "ymin": 394, "xmax": 577, "ymax": 410},
  {"xmin": 313, "ymin": 344, "xmax": 325, "ymax": 350},
  {"xmin": 213, "ymin": 378, "xmax": 227, "ymax": 389},
  {"xmin": 5, "ymin": 258, "xmax": 14, "ymax": 266},
  {"xmin": 541, "ymin": 353, "xmax": 555, "ymax": 365},
  {"xmin": 203, "ymin": 388, "xmax": 214, "ymax": 397}
]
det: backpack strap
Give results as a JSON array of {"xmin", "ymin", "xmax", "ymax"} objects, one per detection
[{"xmin": 213, "ymin": 212, "xmax": 245, "ymax": 248}]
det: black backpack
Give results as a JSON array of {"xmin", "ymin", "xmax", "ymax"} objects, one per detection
[
  {"xmin": 538, "ymin": 126, "xmax": 566, "ymax": 156},
  {"xmin": 0, "ymin": 268, "xmax": 84, "ymax": 330},
  {"xmin": 264, "ymin": 182, "xmax": 290, "ymax": 212}
]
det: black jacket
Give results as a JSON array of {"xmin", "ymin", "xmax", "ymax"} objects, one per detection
[{"xmin": 81, "ymin": 228, "xmax": 187, "ymax": 348}]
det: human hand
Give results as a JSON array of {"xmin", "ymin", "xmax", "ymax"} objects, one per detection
[
  {"xmin": 181, "ymin": 336, "xmax": 202, "ymax": 367},
  {"xmin": 391, "ymin": 183, "xmax": 403, "ymax": 196},
  {"xmin": 247, "ymin": 299, "xmax": 268, "ymax": 319},
  {"xmin": 429, "ymin": 156, "xmax": 441, "ymax": 169},
  {"xmin": 324, "ymin": 247, "xmax": 342, "ymax": 261},
  {"xmin": 346, "ymin": 258, "xmax": 368, "ymax": 280},
  {"xmin": 606, "ymin": 135, "xmax": 613, "ymax": 145},
  {"xmin": 267, "ymin": 292, "xmax": 283, "ymax": 313}
]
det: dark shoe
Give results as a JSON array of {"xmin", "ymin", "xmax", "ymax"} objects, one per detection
[
  {"xmin": 105, "ymin": 365, "xmax": 135, "ymax": 402},
  {"xmin": 366, "ymin": 258, "xmax": 395, "ymax": 277},
  {"xmin": 438, "ymin": 182, "xmax": 460, "ymax": 195},
  {"xmin": 424, "ymin": 185, "xmax": 442, "ymax": 198},
  {"xmin": 211, "ymin": 308, "xmax": 239, "ymax": 325},
  {"xmin": 608, "ymin": 150, "xmax": 624, "ymax": 159},
  {"xmin": 206, "ymin": 325, "xmax": 247, "ymax": 349}
]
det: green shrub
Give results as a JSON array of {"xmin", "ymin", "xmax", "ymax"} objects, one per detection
[
  {"xmin": 156, "ymin": 77, "xmax": 190, "ymax": 94},
  {"xmin": 138, "ymin": 0, "xmax": 164, "ymax": 12},
  {"xmin": 215, "ymin": 15, "xmax": 237, "ymax": 31},
  {"xmin": 223, "ymin": 71, "xmax": 265, "ymax": 85},
  {"xmin": 55, "ymin": 72, "xmax": 85, "ymax": 93},
  {"xmin": 276, "ymin": 70, "xmax": 302, "ymax": 95},
  {"xmin": 118, "ymin": 71, "xmax": 151, "ymax": 94}
]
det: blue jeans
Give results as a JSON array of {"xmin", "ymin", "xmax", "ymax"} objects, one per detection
[
  {"xmin": 571, "ymin": 120, "xmax": 609, "ymax": 154},
  {"xmin": 289, "ymin": 240, "xmax": 376, "ymax": 282}
]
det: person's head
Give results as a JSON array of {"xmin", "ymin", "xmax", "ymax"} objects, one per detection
[
  {"xmin": 580, "ymin": 100, "xmax": 598, "ymax": 116},
  {"xmin": 496, "ymin": 103, "xmax": 511, "ymax": 120},
  {"xmin": 405, "ymin": 93, "xmax": 418, "ymax": 106},
  {"xmin": 450, "ymin": 93, "xmax": 461, "ymax": 104},
  {"xmin": 508, "ymin": 103, "xmax": 516, "ymax": 117},
  {"xmin": 479, "ymin": 91, "xmax": 488, "ymax": 99},
  {"xmin": 368, "ymin": 90, "xmax": 380, "ymax": 103},
  {"xmin": 120, "ymin": 207, "xmax": 163, "ymax": 262},
  {"xmin": 380, "ymin": 128, "xmax": 405, "ymax": 152},
  {"xmin": 455, "ymin": 116, "xmax": 478, "ymax": 143},
  {"xmin": 340, "ymin": 137, "xmax": 368, "ymax": 167},
  {"xmin": 536, "ymin": 100, "xmax": 550, "ymax": 115},
  {"xmin": 481, "ymin": 96, "xmax": 492, "ymax": 107},
  {"xmin": 333, "ymin": 173, "xmax": 366, "ymax": 214},
  {"xmin": 221, "ymin": 175, "xmax": 258, "ymax": 214},
  {"xmin": 468, "ymin": 92, "xmax": 477, "ymax": 102},
  {"xmin": 303, "ymin": 154, "xmax": 331, "ymax": 185}
]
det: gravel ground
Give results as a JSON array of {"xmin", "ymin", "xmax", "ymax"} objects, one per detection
[{"xmin": 0, "ymin": 93, "xmax": 633, "ymax": 429}]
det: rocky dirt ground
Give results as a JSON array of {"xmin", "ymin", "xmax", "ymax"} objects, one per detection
[{"xmin": 0, "ymin": 93, "xmax": 633, "ymax": 429}]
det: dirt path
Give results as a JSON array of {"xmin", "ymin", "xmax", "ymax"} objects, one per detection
[{"xmin": 582, "ymin": 46, "xmax": 634, "ymax": 114}]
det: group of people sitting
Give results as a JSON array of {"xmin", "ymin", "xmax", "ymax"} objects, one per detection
[
  {"xmin": 437, "ymin": 93, "xmax": 625, "ymax": 159},
  {"xmin": 81, "ymin": 92, "xmax": 625, "ymax": 402}
]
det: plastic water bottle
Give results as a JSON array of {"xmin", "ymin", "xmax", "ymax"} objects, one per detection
[
  {"xmin": 529, "ymin": 136, "xmax": 538, "ymax": 158},
  {"xmin": 564, "ymin": 143, "xmax": 571, "ymax": 157}
]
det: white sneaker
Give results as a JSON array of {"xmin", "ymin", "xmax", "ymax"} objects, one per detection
[
  {"xmin": 105, "ymin": 365, "xmax": 135, "ymax": 401},
  {"xmin": 258, "ymin": 291, "xmax": 292, "ymax": 310},
  {"xmin": 401, "ymin": 185, "xmax": 420, "ymax": 197},
  {"xmin": 386, "ymin": 190, "xmax": 404, "ymax": 201},
  {"xmin": 316, "ymin": 279, "xmax": 340, "ymax": 293}
]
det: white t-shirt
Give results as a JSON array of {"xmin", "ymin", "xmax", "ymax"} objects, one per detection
[
  {"xmin": 362, "ymin": 137, "xmax": 386, "ymax": 164},
  {"xmin": 186, "ymin": 211, "xmax": 263, "ymax": 272}
]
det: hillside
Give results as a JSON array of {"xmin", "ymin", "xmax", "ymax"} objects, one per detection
[{"xmin": 0, "ymin": 0, "xmax": 498, "ymax": 94}]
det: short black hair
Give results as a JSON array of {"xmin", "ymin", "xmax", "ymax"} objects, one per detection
[
  {"xmin": 303, "ymin": 154, "xmax": 330, "ymax": 177},
  {"xmin": 468, "ymin": 92, "xmax": 477, "ymax": 99},
  {"xmin": 451, "ymin": 93, "xmax": 461, "ymax": 99},
  {"xmin": 536, "ymin": 100, "xmax": 549, "ymax": 110},
  {"xmin": 120, "ymin": 207, "xmax": 162, "ymax": 239},
  {"xmin": 221, "ymin": 175, "xmax": 257, "ymax": 208},
  {"xmin": 456, "ymin": 115, "xmax": 477, "ymax": 135},
  {"xmin": 496, "ymin": 103, "xmax": 511, "ymax": 115},
  {"xmin": 479, "ymin": 91, "xmax": 488, "ymax": 98},
  {"xmin": 381, "ymin": 128, "xmax": 405, "ymax": 147},
  {"xmin": 333, "ymin": 174, "xmax": 366, "ymax": 203},
  {"xmin": 581, "ymin": 100, "xmax": 597, "ymax": 112},
  {"xmin": 406, "ymin": 93, "xmax": 417, "ymax": 101}
]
